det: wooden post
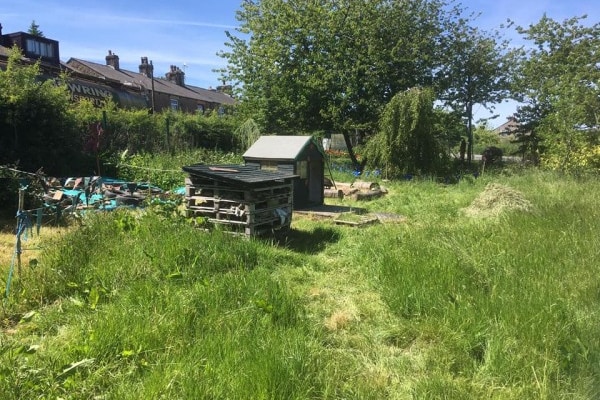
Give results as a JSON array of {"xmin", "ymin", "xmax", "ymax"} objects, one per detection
[{"xmin": 16, "ymin": 185, "xmax": 25, "ymax": 275}]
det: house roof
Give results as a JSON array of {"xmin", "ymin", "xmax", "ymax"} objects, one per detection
[
  {"xmin": 186, "ymin": 84, "xmax": 235, "ymax": 105},
  {"xmin": 243, "ymin": 135, "xmax": 320, "ymax": 161},
  {"xmin": 182, "ymin": 164, "xmax": 297, "ymax": 187},
  {"xmin": 494, "ymin": 117, "xmax": 521, "ymax": 136},
  {"xmin": 66, "ymin": 58, "xmax": 235, "ymax": 106}
]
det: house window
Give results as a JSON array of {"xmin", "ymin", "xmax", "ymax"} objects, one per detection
[
  {"xmin": 26, "ymin": 38, "xmax": 55, "ymax": 58},
  {"xmin": 170, "ymin": 98, "xmax": 179, "ymax": 110},
  {"xmin": 261, "ymin": 161, "xmax": 278, "ymax": 171},
  {"xmin": 197, "ymin": 104, "xmax": 205, "ymax": 114}
]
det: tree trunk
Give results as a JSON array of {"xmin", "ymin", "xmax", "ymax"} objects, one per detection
[
  {"xmin": 342, "ymin": 130, "xmax": 361, "ymax": 170},
  {"xmin": 466, "ymin": 102, "xmax": 473, "ymax": 164}
]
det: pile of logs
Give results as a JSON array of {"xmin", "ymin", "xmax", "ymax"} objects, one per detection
[{"xmin": 324, "ymin": 180, "xmax": 387, "ymax": 201}]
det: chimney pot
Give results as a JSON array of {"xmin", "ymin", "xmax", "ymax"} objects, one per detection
[
  {"xmin": 139, "ymin": 56, "xmax": 153, "ymax": 77},
  {"xmin": 106, "ymin": 50, "xmax": 120, "ymax": 70},
  {"xmin": 165, "ymin": 64, "xmax": 185, "ymax": 86}
]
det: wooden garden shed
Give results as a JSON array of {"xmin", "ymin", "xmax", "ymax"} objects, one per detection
[
  {"xmin": 182, "ymin": 164, "xmax": 296, "ymax": 237},
  {"xmin": 243, "ymin": 135, "xmax": 325, "ymax": 209}
]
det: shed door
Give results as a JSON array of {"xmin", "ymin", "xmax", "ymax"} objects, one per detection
[{"xmin": 308, "ymin": 158, "xmax": 323, "ymax": 204}]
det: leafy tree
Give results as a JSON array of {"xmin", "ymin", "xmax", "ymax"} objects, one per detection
[
  {"xmin": 432, "ymin": 108, "xmax": 464, "ymax": 156},
  {"xmin": 514, "ymin": 15, "xmax": 600, "ymax": 171},
  {"xmin": 363, "ymin": 87, "xmax": 444, "ymax": 177},
  {"xmin": 219, "ymin": 0, "xmax": 469, "ymax": 168},
  {"xmin": 0, "ymin": 46, "xmax": 85, "ymax": 175},
  {"xmin": 435, "ymin": 16, "xmax": 517, "ymax": 163},
  {"xmin": 27, "ymin": 20, "xmax": 44, "ymax": 37},
  {"xmin": 472, "ymin": 124, "xmax": 500, "ymax": 150}
]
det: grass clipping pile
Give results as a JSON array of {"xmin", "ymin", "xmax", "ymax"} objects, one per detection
[{"xmin": 463, "ymin": 183, "xmax": 533, "ymax": 218}]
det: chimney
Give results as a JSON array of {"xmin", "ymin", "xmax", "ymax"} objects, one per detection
[
  {"xmin": 165, "ymin": 65, "xmax": 185, "ymax": 86},
  {"xmin": 0, "ymin": 23, "xmax": 3, "ymax": 36},
  {"xmin": 139, "ymin": 56, "xmax": 154, "ymax": 78},
  {"xmin": 216, "ymin": 80, "xmax": 233, "ymax": 95},
  {"xmin": 106, "ymin": 50, "xmax": 119, "ymax": 70}
]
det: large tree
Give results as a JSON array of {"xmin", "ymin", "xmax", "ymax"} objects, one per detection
[
  {"xmin": 513, "ymin": 15, "xmax": 600, "ymax": 171},
  {"xmin": 219, "ymin": 0, "xmax": 467, "ymax": 167},
  {"xmin": 435, "ymin": 16, "xmax": 517, "ymax": 162}
]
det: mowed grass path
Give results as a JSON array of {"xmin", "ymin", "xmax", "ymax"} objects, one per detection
[{"xmin": 1, "ymin": 170, "xmax": 599, "ymax": 399}]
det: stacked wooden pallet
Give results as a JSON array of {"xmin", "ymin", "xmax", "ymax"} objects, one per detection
[{"xmin": 184, "ymin": 174, "xmax": 294, "ymax": 237}]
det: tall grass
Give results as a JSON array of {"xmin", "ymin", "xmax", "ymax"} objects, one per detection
[
  {"xmin": 336, "ymin": 171, "xmax": 600, "ymax": 398},
  {"xmin": 116, "ymin": 148, "xmax": 242, "ymax": 190},
  {"xmin": 1, "ymin": 169, "xmax": 599, "ymax": 399}
]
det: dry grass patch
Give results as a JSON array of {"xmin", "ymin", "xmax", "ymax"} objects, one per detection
[
  {"xmin": 462, "ymin": 183, "xmax": 533, "ymax": 218},
  {"xmin": 324, "ymin": 309, "xmax": 356, "ymax": 331},
  {"xmin": 0, "ymin": 223, "xmax": 72, "ymax": 274}
]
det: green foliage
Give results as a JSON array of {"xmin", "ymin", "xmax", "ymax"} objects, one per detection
[
  {"xmin": 234, "ymin": 117, "xmax": 262, "ymax": 151},
  {"xmin": 27, "ymin": 20, "xmax": 44, "ymax": 37},
  {"xmin": 221, "ymin": 0, "xmax": 475, "ymax": 137},
  {"xmin": 539, "ymin": 116, "xmax": 600, "ymax": 173},
  {"xmin": 364, "ymin": 87, "xmax": 447, "ymax": 177},
  {"xmin": 472, "ymin": 124, "xmax": 501, "ymax": 154},
  {"xmin": 514, "ymin": 15, "xmax": 600, "ymax": 172},
  {"xmin": 433, "ymin": 108, "xmax": 464, "ymax": 152},
  {"xmin": 0, "ymin": 46, "xmax": 89, "ymax": 176},
  {"xmin": 0, "ymin": 47, "xmax": 241, "ymax": 181},
  {"xmin": 436, "ymin": 17, "xmax": 517, "ymax": 161},
  {"xmin": 68, "ymin": 104, "xmax": 240, "ymax": 166}
]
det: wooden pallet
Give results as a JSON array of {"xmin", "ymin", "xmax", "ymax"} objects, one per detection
[{"xmin": 184, "ymin": 177, "xmax": 293, "ymax": 237}]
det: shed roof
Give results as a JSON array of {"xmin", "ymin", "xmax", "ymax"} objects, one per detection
[
  {"xmin": 182, "ymin": 164, "xmax": 297, "ymax": 187},
  {"xmin": 243, "ymin": 135, "xmax": 318, "ymax": 161}
]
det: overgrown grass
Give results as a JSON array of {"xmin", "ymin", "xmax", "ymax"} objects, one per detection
[
  {"xmin": 116, "ymin": 148, "xmax": 243, "ymax": 191},
  {"xmin": 1, "ymin": 169, "xmax": 599, "ymax": 399}
]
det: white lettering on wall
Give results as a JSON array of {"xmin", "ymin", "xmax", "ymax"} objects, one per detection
[{"xmin": 67, "ymin": 82, "xmax": 112, "ymax": 99}]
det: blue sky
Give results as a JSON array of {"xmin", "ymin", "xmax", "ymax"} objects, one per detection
[{"xmin": 1, "ymin": 0, "xmax": 598, "ymax": 125}]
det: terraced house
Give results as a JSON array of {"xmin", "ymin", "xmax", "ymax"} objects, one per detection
[{"xmin": 0, "ymin": 23, "xmax": 235, "ymax": 113}]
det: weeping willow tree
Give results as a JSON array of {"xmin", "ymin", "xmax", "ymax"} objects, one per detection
[
  {"xmin": 364, "ymin": 87, "xmax": 444, "ymax": 178},
  {"xmin": 234, "ymin": 118, "xmax": 262, "ymax": 152}
]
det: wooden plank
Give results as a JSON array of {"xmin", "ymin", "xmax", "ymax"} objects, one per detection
[
  {"xmin": 333, "ymin": 215, "xmax": 379, "ymax": 227},
  {"xmin": 209, "ymin": 166, "xmax": 240, "ymax": 173}
]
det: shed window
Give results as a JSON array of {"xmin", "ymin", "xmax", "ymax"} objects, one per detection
[
  {"xmin": 260, "ymin": 160, "xmax": 278, "ymax": 171},
  {"xmin": 297, "ymin": 161, "xmax": 308, "ymax": 179},
  {"xmin": 170, "ymin": 98, "xmax": 179, "ymax": 110}
]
